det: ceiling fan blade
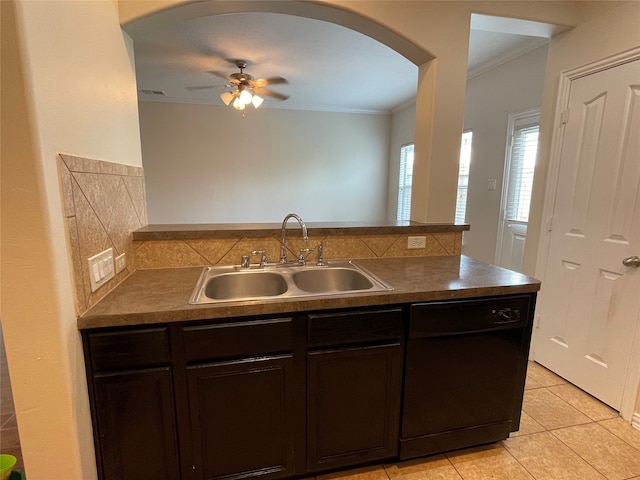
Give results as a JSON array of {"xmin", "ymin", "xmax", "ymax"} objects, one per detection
[
  {"xmin": 252, "ymin": 76, "xmax": 289, "ymax": 88},
  {"xmin": 206, "ymin": 70, "xmax": 231, "ymax": 81},
  {"xmin": 253, "ymin": 87, "xmax": 289, "ymax": 101},
  {"xmin": 186, "ymin": 84, "xmax": 228, "ymax": 91}
]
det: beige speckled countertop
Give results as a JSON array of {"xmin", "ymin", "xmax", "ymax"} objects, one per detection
[{"xmin": 79, "ymin": 255, "xmax": 540, "ymax": 330}]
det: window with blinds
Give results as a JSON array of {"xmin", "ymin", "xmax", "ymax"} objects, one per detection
[
  {"xmin": 397, "ymin": 143, "xmax": 414, "ymax": 221},
  {"xmin": 455, "ymin": 131, "xmax": 473, "ymax": 224},
  {"xmin": 505, "ymin": 117, "xmax": 539, "ymax": 223}
]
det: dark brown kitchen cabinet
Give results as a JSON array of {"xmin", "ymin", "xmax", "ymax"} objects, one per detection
[
  {"xmin": 306, "ymin": 308, "xmax": 403, "ymax": 472},
  {"xmin": 83, "ymin": 327, "xmax": 179, "ymax": 480},
  {"xmin": 93, "ymin": 368, "xmax": 179, "ymax": 480},
  {"xmin": 186, "ymin": 355, "xmax": 297, "ymax": 480},
  {"xmin": 179, "ymin": 316, "xmax": 302, "ymax": 480},
  {"xmin": 83, "ymin": 294, "xmax": 536, "ymax": 480}
]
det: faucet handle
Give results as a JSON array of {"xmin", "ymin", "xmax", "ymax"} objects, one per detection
[
  {"xmin": 316, "ymin": 241, "xmax": 325, "ymax": 266},
  {"xmin": 241, "ymin": 255, "xmax": 250, "ymax": 268},
  {"xmin": 298, "ymin": 247, "xmax": 314, "ymax": 266},
  {"xmin": 251, "ymin": 250, "xmax": 268, "ymax": 268}
]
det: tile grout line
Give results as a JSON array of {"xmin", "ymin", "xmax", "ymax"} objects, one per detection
[
  {"xmin": 521, "ymin": 371, "xmax": 640, "ymax": 479},
  {"xmin": 182, "ymin": 239, "xmax": 215, "ymax": 266},
  {"xmin": 499, "ymin": 440, "xmax": 539, "ymax": 480},
  {"xmin": 547, "ymin": 427, "xmax": 613, "ymax": 480},
  {"xmin": 544, "ymin": 383, "xmax": 617, "ymax": 423},
  {"xmin": 521, "ymin": 384, "xmax": 594, "ymax": 432},
  {"xmin": 443, "ymin": 454, "xmax": 465, "ymax": 480},
  {"xmin": 596, "ymin": 418, "xmax": 640, "ymax": 454}
]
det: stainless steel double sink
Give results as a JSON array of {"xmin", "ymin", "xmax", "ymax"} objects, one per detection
[{"xmin": 189, "ymin": 261, "xmax": 393, "ymax": 304}]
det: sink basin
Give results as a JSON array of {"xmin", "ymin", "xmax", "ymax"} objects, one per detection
[
  {"xmin": 189, "ymin": 261, "xmax": 392, "ymax": 304},
  {"xmin": 204, "ymin": 271, "xmax": 288, "ymax": 300},
  {"xmin": 292, "ymin": 267, "xmax": 373, "ymax": 293}
]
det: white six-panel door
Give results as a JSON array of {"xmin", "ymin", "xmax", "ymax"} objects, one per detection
[{"xmin": 535, "ymin": 59, "xmax": 640, "ymax": 410}]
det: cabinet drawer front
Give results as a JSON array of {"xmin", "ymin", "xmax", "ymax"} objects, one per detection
[
  {"xmin": 183, "ymin": 317, "xmax": 294, "ymax": 363},
  {"xmin": 308, "ymin": 308, "xmax": 403, "ymax": 348},
  {"xmin": 88, "ymin": 327, "xmax": 170, "ymax": 372}
]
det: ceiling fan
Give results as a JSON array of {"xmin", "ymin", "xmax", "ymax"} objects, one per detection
[{"xmin": 200, "ymin": 60, "xmax": 289, "ymax": 110}]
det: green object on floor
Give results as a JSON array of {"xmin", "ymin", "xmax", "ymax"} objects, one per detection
[
  {"xmin": 0, "ymin": 455, "xmax": 16, "ymax": 480},
  {"xmin": 9, "ymin": 470, "xmax": 25, "ymax": 480}
]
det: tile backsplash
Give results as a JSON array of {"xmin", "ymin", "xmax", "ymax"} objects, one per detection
[
  {"xmin": 133, "ymin": 231, "xmax": 462, "ymax": 270},
  {"xmin": 58, "ymin": 154, "xmax": 147, "ymax": 314}
]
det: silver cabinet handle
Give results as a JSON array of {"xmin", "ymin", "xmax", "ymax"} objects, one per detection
[{"xmin": 622, "ymin": 256, "xmax": 640, "ymax": 267}]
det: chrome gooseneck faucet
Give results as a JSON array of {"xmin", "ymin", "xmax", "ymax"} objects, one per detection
[{"xmin": 280, "ymin": 213, "xmax": 308, "ymax": 264}]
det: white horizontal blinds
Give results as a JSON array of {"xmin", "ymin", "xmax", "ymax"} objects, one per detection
[
  {"xmin": 397, "ymin": 143, "xmax": 414, "ymax": 221},
  {"xmin": 506, "ymin": 116, "xmax": 539, "ymax": 223},
  {"xmin": 455, "ymin": 131, "xmax": 473, "ymax": 224}
]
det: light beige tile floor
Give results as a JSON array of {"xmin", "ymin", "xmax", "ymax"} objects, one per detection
[{"xmin": 336, "ymin": 362, "xmax": 640, "ymax": 480}]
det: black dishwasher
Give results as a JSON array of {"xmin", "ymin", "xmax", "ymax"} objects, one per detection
[{"xmin": 399, "ymin": 294, "xmax": 535, "ymax": 459}]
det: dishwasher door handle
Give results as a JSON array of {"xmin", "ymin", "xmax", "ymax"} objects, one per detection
[{"xmin": 490, "ymin": 308, "xmax": 521, "ymax": 324}]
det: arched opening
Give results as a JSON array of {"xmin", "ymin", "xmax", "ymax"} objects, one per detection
[
  {"xmin": 123, "ymin": 1, "xmax": 434, "ymax": 223},
  {"xmin": 122, "ymin": 1, "xmax": 434, "ymax": 65}
]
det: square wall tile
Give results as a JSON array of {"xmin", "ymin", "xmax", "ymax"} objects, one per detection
[{"xmin": 57, "ymin": 155, "xmax": 147, "ymax": 314}]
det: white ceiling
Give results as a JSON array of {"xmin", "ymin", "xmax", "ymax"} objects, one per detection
[{"xmin": 128, "ymin": 11, "xmax": 551, "ymax": 114}]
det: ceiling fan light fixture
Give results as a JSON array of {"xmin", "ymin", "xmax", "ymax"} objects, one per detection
[
  {"xmin": 239, "ymin": 88, "xmax": 253, "ymax": 105},
  {"xmin": 220, "ymin": 91, "xmax": 235, "ymax": 106},
  {"xmin": 251, "ymin": 95, "xmax": 264, "ymax": 108},
  {"xmin": 232, "ymin": 97, "xmax": 246, "ymax": 110}
]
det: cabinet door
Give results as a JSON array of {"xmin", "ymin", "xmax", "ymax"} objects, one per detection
[
  {"xmin": 94, "ymin": 367, "xmax": 179, "ymax": 480},
  {"xmin": 187, "ymin": 355, "xmax": 296, "ymax": 480},
  {"xmin": 307, "ymin": 343, "xmax": 402, "ymax": 471}
]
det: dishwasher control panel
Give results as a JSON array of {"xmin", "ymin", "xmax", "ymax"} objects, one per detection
[
  {"xmin": 409, "ymin": 294, "xmax": 533, "ymax": 337},
  {"xmin": 491, "ymin": 307, "xmax": 521, "ymax": 323}
]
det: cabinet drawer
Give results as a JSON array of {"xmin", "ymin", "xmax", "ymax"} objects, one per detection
[
  {"xmin": 182, "ymin": 317, "xmax": 294, "ymax": 363},
  {"xmin": 308, "ymin": 308, "xmax": 403, "ymax": 348},
  {"xmin": 88, "ymin": 327, "xmax": 170, "ymax": 372}
]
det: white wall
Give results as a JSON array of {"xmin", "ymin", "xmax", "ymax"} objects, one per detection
[
  {"xmin": 462, "ymin": 45, "xmax": 548, "ymax": 263},
  {"xmin": 140, "ymin": 101, "xmax": 391, "ymax": 223},
  {"xmin": 1, "ymin": 1, "xmax": 142, "ymax": 478},
  {"xmin": 387, "ymin": 103, "xmax": 416, "ymax": 220}
]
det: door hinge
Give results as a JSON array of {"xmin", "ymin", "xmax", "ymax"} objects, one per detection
[
  {"xmin": 534, "ymin": 314, "xmax": 542, "ymax": 330},
  {"xmin": 560, "ymin": 110, "xmax": 568, "ymax": 126},
  {"xmin": 546, "ymin": 216, "xmax": 554, "ymax": 232}
]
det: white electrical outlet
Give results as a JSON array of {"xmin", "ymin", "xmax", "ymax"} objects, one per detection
[
  {"xmin": 407, "ymin": 236, "xmax": 427, "ymax": 249},
  {"xmin": 88, "ymin": 248, "xmax": 114, "ymax": 292},
  {"xmin": 115, "ymin": 253, "xmax": 127, "ymax": 274}
]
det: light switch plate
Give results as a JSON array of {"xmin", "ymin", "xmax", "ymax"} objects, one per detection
[{"xmin": 88, "ymin": 248, "xmax": 114, "ymax": 292}]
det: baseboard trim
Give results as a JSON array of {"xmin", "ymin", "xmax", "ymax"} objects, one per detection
[{"xmin": 632, "ymin": 413, "xmax": 640, "ymax": 431}]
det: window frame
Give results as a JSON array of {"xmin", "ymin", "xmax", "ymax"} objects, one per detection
[
  {"xmin": 396, "ymin": 143, "xmax": 414, "ymax": 221},
  {"xmin": 455, "ymin": 130, "xmax": 473, "ymax": 224},
  {"xmin": 502, "ymin": 110, "xmax": 540, "ymax": 225}
]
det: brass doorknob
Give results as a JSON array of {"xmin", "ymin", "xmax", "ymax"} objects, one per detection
[{"xmin": 622, "ymin": 256, "xmax": 640, "ymax": 267}]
